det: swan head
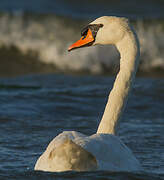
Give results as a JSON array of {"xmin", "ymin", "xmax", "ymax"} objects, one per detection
[{"xmin": 68, "ymin": 16, "xmax": 130, "ymax": 51}]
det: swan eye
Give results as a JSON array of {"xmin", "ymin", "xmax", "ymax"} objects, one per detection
[
  {"xmin": 80, "ymin": 24, "xmax": 104, "ymax": 40},
  {"xmin": 89, "ymin": 24, "xmax": 104, "ymax": 38},
  {"xmin": 81, "ymin": 24, "xmax": 104, "ymax": 40}
]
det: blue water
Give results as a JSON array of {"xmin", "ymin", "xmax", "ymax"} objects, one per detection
[
  {"xmin": 0, "ymin": 1, "xmax": 164, "ymax": 179},
  {"xmin": 0, "ymin": 74, "xmax": 164, "ymax": 179},
  {"xmin": 0, "ymin": 0, "xmax": 164, "ymax": 19}
]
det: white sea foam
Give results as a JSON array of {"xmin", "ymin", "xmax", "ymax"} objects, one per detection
[{"xmin": 0, "ymin": 13, "xmax": 164, "ymax": 74}]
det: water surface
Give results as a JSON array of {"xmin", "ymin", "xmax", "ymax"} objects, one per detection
[{"xmin": 0, "ymin": 74, "xmax": 164, "ymax": 179}]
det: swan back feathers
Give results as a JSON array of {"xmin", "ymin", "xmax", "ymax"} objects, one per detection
[{"xmin": 35, "ymin": 131, "xmax": 141, "ymax": 172}]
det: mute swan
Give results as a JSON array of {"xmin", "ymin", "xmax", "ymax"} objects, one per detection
[{"xmin": 35, "ymin": 16, "xmax": 141, "ymax": 172}]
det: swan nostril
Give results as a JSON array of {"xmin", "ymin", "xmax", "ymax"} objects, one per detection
[
  {"xmin": 81, "ymin": 26, "xmax": 89, "ymax": 36},
  {"xmin": 82, "ymin": 35, "xmax": 87, "ymax": 40}
]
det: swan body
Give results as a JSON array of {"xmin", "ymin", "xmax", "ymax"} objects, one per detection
[
  {"xmin": 35, "ymin": 16, "xmax": 141, "ymax": 172},
  {"xmin": 35, "ymin": 131, "xmax": 141, "ymax": 172}
]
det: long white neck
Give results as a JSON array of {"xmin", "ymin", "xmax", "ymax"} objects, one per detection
[{"xmin": 97, "ymin": 28, "xmax": 140, "ymax": 134}]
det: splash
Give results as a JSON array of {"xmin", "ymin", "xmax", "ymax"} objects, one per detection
[{"xmin": 0, "ymin": 13, "xmax": 164, "ymax": 75}]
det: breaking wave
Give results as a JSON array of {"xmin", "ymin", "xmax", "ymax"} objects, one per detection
[{"xmin": 0, "ymin": 13, "xmax": 164, "ymax": 74}]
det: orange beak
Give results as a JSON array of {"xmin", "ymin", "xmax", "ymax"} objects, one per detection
[{"xmin": 68, "ymin": 29, "xmax": 94, "ymax": 52}]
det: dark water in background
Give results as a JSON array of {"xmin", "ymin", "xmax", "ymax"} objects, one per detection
[
  {"xmin": 0, "ymin": 0, "xmax": 164, "ymax": 75},
  {"xmin": 0, "ymin": 0, "xmax": 164, "ymax": 19},
  {"xmin": 0, "ymin": 1, "xmax": 164, "ymax": 179},
  {"xmin": 0, "ymin": 74, "xmax": 164, "ymax": 179}
]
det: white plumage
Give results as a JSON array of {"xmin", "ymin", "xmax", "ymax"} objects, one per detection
[
  {"xmin": 35, "ymin": 131, "xmax": 141, "ymax": 172},
  {"xmin": 35, "ymin": 16, "xmax": 141, "ymax": 172}
]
